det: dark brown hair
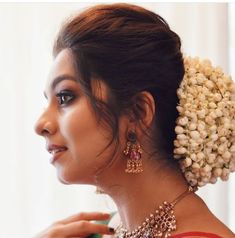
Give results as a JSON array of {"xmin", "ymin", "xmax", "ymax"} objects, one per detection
[{"xmin": 53, "ymin": 3, "xmax": 185, "ymax": 163}]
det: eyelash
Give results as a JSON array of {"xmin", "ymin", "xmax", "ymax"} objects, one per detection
[{"xmin": 55, "ymin": 90, "xmax": 76, "ymax": 106}]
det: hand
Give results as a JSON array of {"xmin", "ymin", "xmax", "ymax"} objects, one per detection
[{"xmin": 33, "ymin": 212, "xmax": 115, "ymax": 238}]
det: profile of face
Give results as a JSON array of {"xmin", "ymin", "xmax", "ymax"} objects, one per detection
[{"xmin": 34, "ymin": 49, "xmax": 123, "ymax": 185}]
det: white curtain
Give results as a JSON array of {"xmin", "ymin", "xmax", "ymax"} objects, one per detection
[{"xmin": 0, "ymin": 2, "xmax": 234, "ymax": 237}]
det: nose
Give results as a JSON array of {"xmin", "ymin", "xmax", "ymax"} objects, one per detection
[{"xmin": 34, "ymin": 108, "xmax": 57, "ymax": 137}]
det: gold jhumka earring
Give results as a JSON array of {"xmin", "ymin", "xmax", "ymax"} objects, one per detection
[{"xmin": 123, "ymin": 131, "xmax": 143, "ymax": 173}]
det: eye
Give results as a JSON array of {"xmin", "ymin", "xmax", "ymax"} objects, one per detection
[{"xmin": 56, "ymin": 90, "xmax": 75, "ymax": 106}]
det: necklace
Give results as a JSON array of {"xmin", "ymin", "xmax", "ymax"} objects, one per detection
[{"xmin": 115, "ymin": 186, "xmax": 198, "ymax": 238}]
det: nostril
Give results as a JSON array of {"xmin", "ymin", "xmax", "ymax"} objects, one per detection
[
  {"xmin": 34, "ymin": 107, "xmax": 56, "ymax": 136},
  {"xmin": 41, "ymin": 127, "xmax": 51, "ymax": 136},
  {"xmin": 41, "ymin": 121, "xmax": 55, "ymax": 136},
  {"xmin": 34, "ymin": 119, "xmax": 54, "ymax": 136}
]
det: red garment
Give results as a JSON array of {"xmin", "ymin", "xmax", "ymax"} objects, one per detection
[{"xmin": 172, "ymin": 231, "xmax": 223, "ymax": 238}]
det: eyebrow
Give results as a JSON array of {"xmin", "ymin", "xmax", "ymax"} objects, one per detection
[{"xmin": 43, "ymin": 74, "xmax": 77, "ymax": 99}]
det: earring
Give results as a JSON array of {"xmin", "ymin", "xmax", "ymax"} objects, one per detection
[{"xmin": 123, "ymin": 131, "xmax": 143, "ymax": 173}]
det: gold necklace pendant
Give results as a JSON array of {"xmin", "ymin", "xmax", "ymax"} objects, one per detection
[{"xmin": 115, "ymin": 186, "xmax": 197, "ymax": 238}]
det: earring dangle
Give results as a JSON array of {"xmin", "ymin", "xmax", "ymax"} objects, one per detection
[{"xmin": 123, "ymin": 131, "xmax": 143, "ymax": 173}]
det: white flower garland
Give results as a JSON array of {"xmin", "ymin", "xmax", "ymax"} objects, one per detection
[{"xmin": 174, "ymin": 56, "xmax": 235, "ymax": 187}]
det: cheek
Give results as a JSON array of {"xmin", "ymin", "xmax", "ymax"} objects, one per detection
[{"xmin": 59, "ymin": 102, "xmax": 113, "ymax": 171}]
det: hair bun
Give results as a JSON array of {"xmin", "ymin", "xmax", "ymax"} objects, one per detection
[{"xmin": 174, "ymin": 56, "xmax": 235, "ymax": 187}]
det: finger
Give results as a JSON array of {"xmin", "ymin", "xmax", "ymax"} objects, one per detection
[
  {"xmin": 60, "ymin": 221, "xmax": 115, "ymax": 237},
  {"xmin": 55, "ymin": 212, "xmax": 111, "ymax": 225}
]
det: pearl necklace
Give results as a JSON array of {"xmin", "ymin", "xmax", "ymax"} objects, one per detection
[{"xmin": 115, "ymin": 186, "xmax": 197, "ymax": 238}]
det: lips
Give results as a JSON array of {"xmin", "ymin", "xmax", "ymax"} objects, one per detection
[{"xmin": 46, "ymin": 144, "xmax": 67, "ymax": 164}]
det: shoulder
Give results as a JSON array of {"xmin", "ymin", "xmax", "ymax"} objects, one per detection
[{"xmin": 171, "ymin": 231, "xmax": 234, "ymax": 238}]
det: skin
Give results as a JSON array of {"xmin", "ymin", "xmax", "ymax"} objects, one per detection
[{"xmin": 34, "ymin": 49, "xmax": 235, "ymax": 238}]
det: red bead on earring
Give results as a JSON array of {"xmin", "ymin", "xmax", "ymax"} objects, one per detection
[{"xmin": 123, "ymin": 131, "xmax": 143, "ymax": 173}]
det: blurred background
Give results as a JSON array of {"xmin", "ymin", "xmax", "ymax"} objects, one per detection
[{"xmin": 0, "ymin": 2, "xmax": 234, "ymax": 237}]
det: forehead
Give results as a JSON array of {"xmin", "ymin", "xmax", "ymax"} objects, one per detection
[
  {"xmin": 47, "ymin": 49, "xmax": 76, "ymax": 86},
  {"xmin": 45, "ymin": 48, "xmax": 110, "ymax": 101}
]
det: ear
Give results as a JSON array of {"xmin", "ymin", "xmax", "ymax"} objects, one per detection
[{"xmin": 131, "ymin": 91, "xmax": 156, "ymax": 130}]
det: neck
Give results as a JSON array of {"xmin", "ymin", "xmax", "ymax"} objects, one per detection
[{"xmin": 100, "ymin": 159, "xmax": 194, "ymax": 231}]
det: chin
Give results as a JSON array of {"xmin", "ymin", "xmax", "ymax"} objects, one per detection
[
  {"xmin": 56, "ymin": 171, "xmax": 90, "ymax": 185},
  {"xmin": 57, "ymin": 174, "xmax": 71, "ymax": 184},
  {"xmin": 56, "ymin": 169, "xmax": 75, "ymax": 184}
]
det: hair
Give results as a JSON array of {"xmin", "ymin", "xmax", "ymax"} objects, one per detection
[{"xmin": 53, "ymin": 3, "xmax": 185, "ymax": 165}]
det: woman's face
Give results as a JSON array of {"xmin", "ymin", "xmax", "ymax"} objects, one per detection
[{"xmin": 34, "ymin": 49, "xmax": 120, "ymax": 185}]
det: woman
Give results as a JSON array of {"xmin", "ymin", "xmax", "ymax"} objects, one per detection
[{"xmin": 34, "ymin": 3, "xmax": 235, "ymax": 238}]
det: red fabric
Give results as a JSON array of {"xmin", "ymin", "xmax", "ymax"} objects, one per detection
[{"xmin": 172, "ymin": 231, "xmax": 223, "ymax": 238}]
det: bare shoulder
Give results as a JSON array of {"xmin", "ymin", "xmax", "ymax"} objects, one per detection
[
  {"xmin": 177, "ymin": 205, "xmax": 234, "ymax": 237},
  {"xmin": 197, "ymin": 204, "xmax": 234, "ymax": 237},
  {"xmin": 204, "ymin": 213, "xmax": 235, "ymax": 238}
]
